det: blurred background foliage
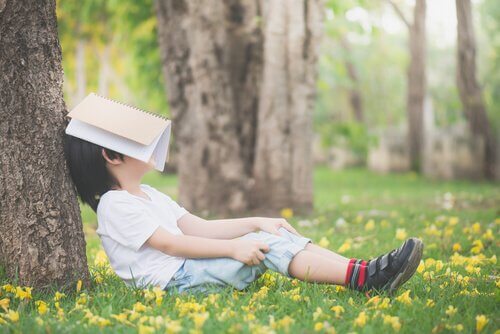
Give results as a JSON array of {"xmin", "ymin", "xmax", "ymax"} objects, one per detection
[{"xmin": 56, "ymin": 0, "xmax": 499, "ymax": 160}]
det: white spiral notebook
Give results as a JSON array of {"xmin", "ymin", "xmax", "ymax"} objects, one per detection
[{"xmin": 65, "ymin": 93, "xmax": 172, "ymax": 172}]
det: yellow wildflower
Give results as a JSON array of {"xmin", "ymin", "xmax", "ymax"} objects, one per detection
[
  {"xmin": 383, "ymin": 315, "xmax": 401, "ymax": 332},
  {"xmin": 5, "ymin": 310, "xmax": 19, "ymax": 322},
  {"xmin": 94, "ymin": 249, "xmax": 109, "ymax": 267},
  {"xmin": 353, "ymin": 311, "xmax": 367, "ymax": 327},
  {"xmin": 470, "ymin": 240, "xmax": 484, "ymax": 254},
  {"xmin": 0, "ymin": 298, "xmax": 9, "ymax": 311},
  {"xmin": 330, "ymin": 305, "xmax": 344, "ymax": 318},
  {"xmin": 448, "ymin": 217, "xmax": 459, "ymax": 226},
  {"xmin": 313, "ymin": 307, "xmax": 324, "ymax": 321},
  {"xmin": 476, "ymin": 315, "xmax": 488, "ymax": 333},
  {"xmin": 53, "ymin": 291, "xmax": 66, "ymax": 301},
  {"xmin": 319, "ymin": 237, "xmax": 330, "ymax": 248},
  {"xmin": 452, "ymin": 243, "xmax": 462, "ymax": 252},
  {"xmin": 36, "ymin": 300, "xmax": 48, "ymax": 315},
  {"xmin": 280, "ymin": 208, "xmax": 293, "ymax": 219},
  {"xmin": 445, "ymin": 305, "xmax": 457, "ymax": 316},
  {"xmin": 2, "ymin": 284, "xmax": 15, "ymax": 293},
  {"xmin": 15, "ymin": 286, "xmax": 32, "ymax": 300},
  {"xmin": 482, "ymin": 229, "xmax": 494, "ymax": 241},
  {"xmin": 314, "ymin": 322, "xmax": 324, "ymax": 331},
  {"xmin": 365, "ymin": 219, "xmax": 375, "ymax": 231},
  {"xmin": 395, "ymin": 289, "xmax": 412, "ymax": 305},
  {"xmin": 191, "ymin": 311, "xmax": 209, "ymax": 329},
  {"xmin": 471, "ymin": 222, "xmax": 481, "ymax": 234},
  {"xmin": 395, "ymin": 228, "xmax": 407, "ymax": 241},
  {"xmin": 426, "ymin": 299, "xmax": 435, "ymax": 307},
  {"xmin": 337, "ymin": 240, "xmax": 351, "ymax": 253},
  {"xmin": 138, "ymin": 325, "xmax": 155, "ymax": 334},
  {"xmin": 76, "ymin": 279, "xmax": 82, "ymax": 293}
]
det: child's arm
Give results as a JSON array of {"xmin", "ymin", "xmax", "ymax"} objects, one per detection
[
  {"xmin": 146, "ymin": 225, "xmax": 267, "ymax": 260},
  {"xmin": 177, "ymin": 213, "xmax": 260, "ymax": 239}
]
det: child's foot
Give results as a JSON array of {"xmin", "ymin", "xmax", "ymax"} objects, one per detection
[{"xmin": 345, "ymin": 237, "xmax": 424, "ymax": 295}]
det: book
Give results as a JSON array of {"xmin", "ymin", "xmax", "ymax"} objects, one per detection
[{"xmin": 65, "ymin": 92, "xmax": 172, "ymax": 172}]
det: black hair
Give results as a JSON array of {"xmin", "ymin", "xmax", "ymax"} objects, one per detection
[{"xmin": 64, "ymin": 134, "xmax": 125, "ymax": 213}]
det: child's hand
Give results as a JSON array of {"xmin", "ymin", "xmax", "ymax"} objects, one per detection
[
  {"xmin": 231, "ymin": 239, "xmax": 270, "ymax": 266},
  {"xmin": 255, "ymin": 218, "xmax": 303, "ymax": 238}
]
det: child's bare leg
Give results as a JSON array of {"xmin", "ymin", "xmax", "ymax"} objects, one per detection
[
  {"xmin": 287, "ymin": 249, "xmax": 348, "ymax": 285},
  {"xmin": 303, "ymin": 242, "xmax": 350, "ymax": 264}
]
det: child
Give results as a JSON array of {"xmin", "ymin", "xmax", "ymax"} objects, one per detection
[{"xmin": 64, "ymin": 134, "xmax": 423, "ymax": 296}]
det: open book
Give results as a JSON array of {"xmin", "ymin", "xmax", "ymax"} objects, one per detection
[{"xmin": 65, "ymin": 93, "xmax": 172, "ymax": 172}]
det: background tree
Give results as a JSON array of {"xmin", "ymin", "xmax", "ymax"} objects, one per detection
[
  {"xmin": 0, "ymin": 0, "xmax": 89, "ymax": 289},
  {"xmin": 388, "ymin": 0, "xmax": 426, "ymax": 172},
  {"xmin": 456, "ymin": 0, "xmax": 497, "ymax": 179},
  {"xmin": 155, "ymin": 0, "xmax": 322, "ymax": 215}
]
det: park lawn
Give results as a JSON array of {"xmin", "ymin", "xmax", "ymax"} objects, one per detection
[{"xmin": 1, "ymin": 167, "xmax": 498, "ymax": 333}]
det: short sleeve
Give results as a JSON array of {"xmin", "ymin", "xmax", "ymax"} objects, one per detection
[
  {"xmin": 164, "ymin": 195, "xmax": 189, "ymax": 220},
  {"xmin": 102, "ymin": 197, "xmax": 160, "ymax": 251}
]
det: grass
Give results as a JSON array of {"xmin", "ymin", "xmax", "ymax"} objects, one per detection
[{"xmin": 1, "ymin": 166, "xmax": 498, "ymax": 333}]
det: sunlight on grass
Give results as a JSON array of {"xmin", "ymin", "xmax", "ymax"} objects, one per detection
[{"xmin": 1, "ymin": 168, "xmax": 498, "ymax": 333}]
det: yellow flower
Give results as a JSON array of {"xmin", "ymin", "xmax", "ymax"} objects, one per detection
[
  {"xmin": 417, "ymin": 261, "xmax": 425, "ymax": 274},
  {"xmin": 470, "ymin": 240, "xmax": 484, "ymax": 254},
  {"xmin": 471, "ymin": 222, "xmax": 481, "ymax": 234},
  {"xmin": 318, "ymin": 237, "xmax": 330, "ymax": 248},
  {"xmin": 452, "ymin": 243, "xmax": 462, "ymax": 252},
  {"xmin": 330, "ymin": 305, "xmax": 344, "ymax": 318},
  {"xmin": 0, "ymin": 298, "xmax": 9, "ymax": 311},
  {"xmin": 353, "ymin": 311, "xmax": 367, "ymax": 327},
  {"xmin": 337, "ymin": 240, "xmax": 351, "ymax": 253},
  {"xmin": 395, "ymin": 228, "xmax": 407, "ymax": 241},
  {"xmin": 426, "ymin": 299, "xmax": 435, "ymax": 307},
  {"xmin": 365, "ymin": 219, "xmax": 375, "ymax": 231},
  {"xmin": 314, "ymin": 322, "xmax": 324, "ymax": 331},
  {"xmin": 191, "ymin": 311, "xmax": 209, "ymax": 329},
  {"xmin": 36, "ymin": 300, "xmax": 48, "ymax": 315},
  {"xmin": 138, "ymin": 325, "xmax": 155, "ymax": 334},
  {"xmin": 448, "ymin": 217, "xmax": 459, "ymax": 226},
  {"xmin": 395, "ymin": 290, "xmax": 412, "ymax": 305},
  {"xmin": 2, "ymin": 284, "xmax": 15, "ymax": 293},
  {"xmin": 280, "ymin": 208, "xmax": 293, "ymax": 219},
  {"xmin": 383, "ymin": 315, "xmax": 401, "ymax": 332},
  {"xmin": 476, "ymin": 315, "xmax": 488, "ymax": 333},
  {"xmin": 53, "ymin": 291, "xmax": 66, "ymax": 302},
  {"xmin": 133, "ymin": 302, "xmax": 147, "ymax": 312},
  {"xmin": 482, "ymin": 229, "xmax": 494, "ymax": 241},
  {"xmin": 76, "ymin": 280, "xmax": 82, "ymax": 293},
  {"xmin": 15, "ymin": 286, "xmax": 32, "ymax": 300},
  {"xmin": 5, "ymin": 310, "xmax": 19, "ymax": 322},
  {"xmin": 445, "ymin": 305, "xmax": 457, "ymax": 316},
  {"xmin": 313, "ymin": 307, "xmax": 324, "ymax": 321},
  {"xmin": 94, "ymin": 249, "xmax": 109, "ymax": 267}
]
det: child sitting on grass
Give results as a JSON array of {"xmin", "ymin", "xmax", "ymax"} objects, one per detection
[{"xmin": 64, "ymin": 134, "xmax": 423, "ymax": 296}]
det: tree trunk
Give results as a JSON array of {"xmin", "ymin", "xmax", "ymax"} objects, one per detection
[
  {"xmin": 407, "ymin": 0, "xmax": 426, "ymax": 172},
  {"xmin": 251, "ymin": 0, "xmax": 322, "ymax": 215},
  {"xmin": 0, "ymin": 0, "xmax": 90, "ymax": 289},
  {"xmin": 456, "ymin": 0, "xmax": 496, "ymax": 179},
  {"xmin": 155, "ymin": 0, "xmax": 263, "ymax": 215},
  {"xmin": 340, "ymin": 36, "xmax": 364, "ymax": 123}
]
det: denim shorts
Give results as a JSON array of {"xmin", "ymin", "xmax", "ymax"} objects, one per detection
[{"xmin": 164, "ymin": 226, "xmax": 312, "ymax": 295}]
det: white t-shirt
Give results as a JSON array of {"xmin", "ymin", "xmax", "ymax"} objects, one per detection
[{"xmin": 96, "ymin": 184, "xmax": 188, "ymax": 289}]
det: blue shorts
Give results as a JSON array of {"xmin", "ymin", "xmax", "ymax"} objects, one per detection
[{"xmin": 164, "ymin": 226, "xmax": 312, "ymax": 295}]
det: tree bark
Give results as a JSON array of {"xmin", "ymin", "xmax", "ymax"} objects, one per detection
[
  {"xmin": 388, "ymin": 0, "xmax": 426, "ymax": 172},
  {"xmin": 407, "ymin": 0, "xmax": 426, "ymax": 172},
  {"xmin": 0, "ymin": 0, "xmax": 89, "ymax": 289},
  {"xmin": 455, "ymin": 0, "xmax": 496, "ymax": 179},
  {"xmin": 251, "ymin": 0, "xmax": 321, "ymax": 215},
  {"xmin": 155, "ymin": 0, "xmax": 263, "ymax": 215},
  {"xmin": 155, "ymin": 0, "xmax": 321, "ymax": 216},
  {"xmin": 340, "ymin": 36, "xmax": 364, "ymax": 123}
]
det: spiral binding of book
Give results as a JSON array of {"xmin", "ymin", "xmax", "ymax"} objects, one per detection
[{"xmin": 91, "ymin": 92, "xmax": 170, "ymax": 121}]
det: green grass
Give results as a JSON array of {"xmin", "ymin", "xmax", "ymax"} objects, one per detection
[{"xmin": 1, "ymin": 167, "xmax": 499, "ymax": 333}]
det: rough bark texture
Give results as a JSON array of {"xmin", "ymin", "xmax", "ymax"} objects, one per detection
[
  {"xmin": 0, "ymin": 0, "xmax": 90, "ymax": 289},
  {"xmin": 407, "ymin": 0, "xmax": 426, "ymax": 172},
  {"xmin": 155, "ymin": 0, "xmax": 263, "ymax": 215},
  {"xmin": 155, "ymin": 0, "xmax": 321, "ymax": 216},
  {"xmin": 251, "ymin": 0, "xmax": 322, "ymax": 214},
  {"xmin": 456, "ymin": 0, "xmax": 496, "ymax": 179}
]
